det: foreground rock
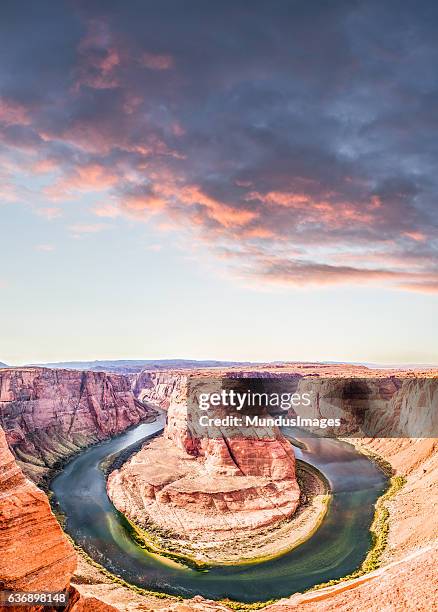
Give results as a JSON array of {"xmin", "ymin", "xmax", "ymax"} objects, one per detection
[
  {"xmin": 352, "ymin": 437, "xmax": 438, "ymax": 565},
  {"xmin": 0, "ymin": 426, "xmax": 76, "ymax": 592},
  {"xmin": 264, "ymin": 544, "xmax": 438, "ymax": 612}
]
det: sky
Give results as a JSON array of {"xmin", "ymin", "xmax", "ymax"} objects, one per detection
[{"xmin": 1, "ymin": 0, "xmax": 438, "ymax": 365}]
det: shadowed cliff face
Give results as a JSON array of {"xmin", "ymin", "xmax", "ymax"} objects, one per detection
[
  {"xmin": 0, "ymin": 368, "xmax": 157, "ymax": 483},
  {"xmin": 292, "ymin": 377, "xmax": 438, "ymax": 438}
]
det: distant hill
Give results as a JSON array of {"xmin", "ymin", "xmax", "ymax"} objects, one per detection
[
  {"xmin": 29, "ymin": 359, "xmax": 257, "ymax": 374},
  {"xmin": 0, "ymin": 361, "xmax": 8, "ymax": 368},
  {"xmin": 19, "ymin": 358, "xmax": 438, "ymax": 374},
  {"xmin": 322, "ymin": 360, "xmax": 438, "ymax": 370}
]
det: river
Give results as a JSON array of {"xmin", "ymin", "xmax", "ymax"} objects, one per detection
[{"xmin": 51, "ymin": 415, "xmax": 387, "ymax": 603}]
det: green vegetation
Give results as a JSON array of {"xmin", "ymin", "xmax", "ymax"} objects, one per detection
[
  {"xmin": 46, "ymin": 439, "xmax": 406, "ymax": 610},
  {"xmin": 353, "ymin": 445, "xmax": 394, "ymax": 477},
  {"xmin": 14, "ymin": 447, "xmax": 46, "ymax": 466},
  {"xmin": 309, "ymin": 474, "xmax": 406, "ymax": 591},
  {"xmin": 219, "ymin": 598, "xmax": 277, "ymax": 610},
  {"xmin": 67, "ymin": 534, "xmax": 183, "ymax": 601},
  {"xmin": 121, "ymin": 513, "xmax": 211, "ymax": 571}
]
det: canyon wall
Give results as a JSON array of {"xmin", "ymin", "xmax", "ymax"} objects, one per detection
[
  {"xmin": 0, "ymin": 426, "xmax": 76, "ymax": 593},
  {"xmin": 133, "ymin": 367, "xmax": 438, "ymax": 439},
  {"xmin": 0, "ymin": 365, "xmax": 436, "ymax": 610},
  {"xmin": 293, "ymin": 376, "xmax": 438, "ymax": 438},
  {"xmin": 353, "ymin": 436, "xmax": 438, "ymax": 564},
  {"xmin": 0, "ymin": 368, "xmax": 157, "ymax": 482}
]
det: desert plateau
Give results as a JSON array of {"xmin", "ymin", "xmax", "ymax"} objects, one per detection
[{"xmin": 0, "ymin": 362, "xmax": 437, "ymax": 611}]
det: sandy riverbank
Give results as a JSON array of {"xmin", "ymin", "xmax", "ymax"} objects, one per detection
[{"xmin": 121, "ymin": 460, "xmax": 330, "ymax": 566}]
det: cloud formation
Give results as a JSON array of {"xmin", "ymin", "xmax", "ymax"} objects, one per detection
[{"xmin": 1, "ymin": 0, "xmax": 438, "ymax": 290}]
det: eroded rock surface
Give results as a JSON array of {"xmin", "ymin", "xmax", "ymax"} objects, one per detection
[
  {"xmin": 0, "ymin": 364, "xmax": 437, "ymax": 611},
  {"xmin": 0, "ymin": 426, "xmax": 76, "ymax": 592},
  {"xmin": 108, "ymin": 375, "xmax": 301, "ymax": 560},
  {"xmin": 0, "ymin": 367, "xmax": 157, "ymax": 482}
]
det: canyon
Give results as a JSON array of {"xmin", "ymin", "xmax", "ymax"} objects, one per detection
[
  {"xmin": 0, "ymin": 364, "xmax": 437, "ymax": 611},
  {"xmin": 106, "ymin": 378, "xmax": 305, "ymax": 564},
  {"xmin": 0, "ymin": 368, "xmax": 158, "ymax": 483}
]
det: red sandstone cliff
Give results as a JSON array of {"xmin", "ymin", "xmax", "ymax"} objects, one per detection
[
  {"xmin": 108, "ymin": 372, "xmax": 301, "ymax": 559},
  {"xmin": 0, "ymin": 368, "xmax": 157, "ymax": 482},
  {"xmin": 0, "ymin": 426, "xmax": 76, "ymax": 592}
]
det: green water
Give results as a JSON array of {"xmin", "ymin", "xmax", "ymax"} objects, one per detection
[{"xmin": 51, "ymin": 416, "xmax": 387, "ymax": 603}]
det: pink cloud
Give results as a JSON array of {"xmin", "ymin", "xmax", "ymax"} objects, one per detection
[
  {"xmin": 399, "ymin": 281, "xmax": 438, "ymax": 293},
  {"xmin": 93, "ymin": 203, "xmax": 121, "ymax": 218},
  {"xmin": 0, "ymin": 184, "xmax": 18, "ymax": 203},
  {"xmin": 45, "ymin": 163, "xmax": 118, "ymax": 201},
  {"xmin": 241, "ymin": 227, "xmax": 275, "ymax": 239},
  {"xmin": 247, "ymin": 190, "xmax": 375, "ymax": 227},
  {"xmin": 73, "ymin": 20, "xmax": 122, "ymax": 91},
  {"xmin": 121, "ymin": 194, "xmax": 168, "ymax": 214},
  {"xmin": 31, "ymin": 158, "xmax": 58, "ymax": 174},
  {"xmin": 68, "ymin": 164, "xmax": 118, "ymax": 189},
  {"xmin": 244, "ymin": 257, "xmax": 438, "ymax": 292},
  {"xmin": 141, "ymin": 52, "xmax": 174, "ymax": 70},
  {"xmin": 171, "ymin": 122, "xmax": 185, "ymax": 137},
  {"xmin": 0, "ymin": 97, "xmax": 31, "ymax": 126},
  {"xmin": 177, "ymin": 185, "xmax": 258, "ymax": 228},
  {"xmin": 403, "ymin": 231, "xmax": 427, "ymax": 242}
]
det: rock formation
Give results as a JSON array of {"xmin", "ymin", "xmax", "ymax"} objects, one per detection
[
  {"xmin": 0, "ymin": 426, "xmax": 76, "ymax": 592},
  {"xmin": 108, "ymin": 366, "xmax": 438, "ymax": 565},
  {"xmin": 293, "ymin": 375, "xmax": 438, "ymax": 438},
  {"xmin": 0, "ymin": 367, "xmax": 157, "ymax": 482},
  {"xmin": 0, "ymin": 364, "xmax": 437, "ymax": 610},
  {"xmin": 108, "ymin": 373, "xmax": 302, "ymax": 562}
]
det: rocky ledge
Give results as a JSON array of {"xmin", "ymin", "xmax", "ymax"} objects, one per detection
[{"xmin": 0, "ymin": 426, "xmax": 76, "ymax": 593}]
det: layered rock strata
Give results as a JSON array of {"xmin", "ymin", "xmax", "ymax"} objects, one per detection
[
  {"xmin": 0, "ymin": 365, "xmax": 437, "ymax": 610},
  {"xmin": 133, "ymin": 366, "xmax": 438, "ymax": 439},
  {"xmin": 0, "ymin": 426, "xmax": 76, "ymax": 592},
  {"xmin": 108, "ymin": 374, "xmax": 303, "ymax": 562},
  {"xmin": 0, "ymin": 368, "xmax": 157, "ymax": 482}
]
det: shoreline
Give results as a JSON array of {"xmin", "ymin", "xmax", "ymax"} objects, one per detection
[
  {"xmin": 121, "ymin": 459, "xmax": 331, "ymax": 567},
  {"xmin": 308, "ymin": 472, "xmax": 406, "ymax": 593},
  {"xmin": 37, "ymin": 412, "xmax": 160, "ymax": 492},
  {"xmin": 47, "ymin": 426, "xmax": 403, "ymax": 609}
]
